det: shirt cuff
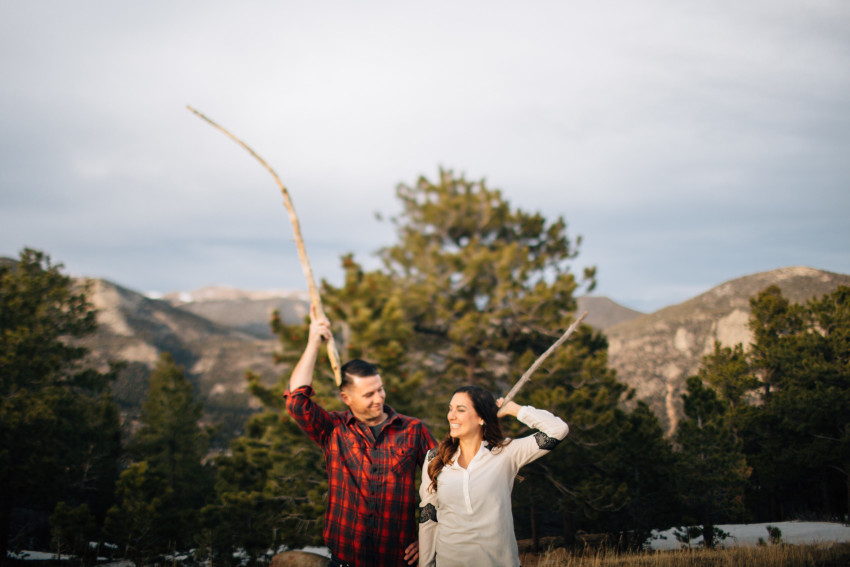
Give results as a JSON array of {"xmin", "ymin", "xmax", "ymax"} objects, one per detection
[
  {"xmin": 283, "ymin": 384, "xmax": 314, "ymax": 399},
  {"xmin": 516, "ymin": 405, "xmax": 532, "ymax": 423}
]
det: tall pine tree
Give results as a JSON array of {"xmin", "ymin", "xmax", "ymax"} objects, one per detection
[
  {"xmin": 294, "ymin": 170, "xmax": 632, "ymax": 541},
  {"xmin": 744, "ymin": 285, "xmax": 850, "ymax": 520},
  {"xmin": 105, "ymin": 352, "xmax": 212, "ymax": 559},
  {"xmin": 0, "ymin": 249, "xmax": 121, "ymax": 561},
  {"xmin": 248, "ymin": 169, "xmax": 676, "ymax": 546},
  {"xmin": 673, "ymin": 375, "xmax": 750, "ymax": 548}
]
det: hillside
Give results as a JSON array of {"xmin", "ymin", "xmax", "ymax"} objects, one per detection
[
  {"xmin": 49, "ymin": 265, "xmax": 850, "ymax": 442},
  {"xmin": 606, "ymin": 266, "xmax": 850, "ymax": 434},
  {"xmin": 576, "ymin": 295, "xmax": 643, "ymax": 330},
  {"xmin": 161, "ymin": 286, "xmax": 310, "ymax": 338},
  {"xmin": 78, "ymin": 279, "xmax": 286, "ymax": 440}
]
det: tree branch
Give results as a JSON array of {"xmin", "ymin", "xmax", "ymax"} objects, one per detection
[
  {"xmin": 187, "ymin": 106, "xmax": 342, "ymax": 385},
  {"xmin": 502, "ymin": 311, "xmax": 588, "ymax": 405}
]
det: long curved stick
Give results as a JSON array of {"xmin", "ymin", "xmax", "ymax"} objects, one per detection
[
  {"xmin": 502, "ymin": 311, "xmax": 589, "ymax": 406},
  {"xmin": 188, "ymin": 106, "xmax": 342, "ymax": 386}
]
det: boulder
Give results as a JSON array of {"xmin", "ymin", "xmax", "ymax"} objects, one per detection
[{"xmin": 270, "ymin": 550, "xmax": 328, "ymax": 567}]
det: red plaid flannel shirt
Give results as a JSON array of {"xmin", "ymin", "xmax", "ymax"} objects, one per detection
[{"xmin": 285, "ymin": 385, "xmax": 436, "ymax": 567}]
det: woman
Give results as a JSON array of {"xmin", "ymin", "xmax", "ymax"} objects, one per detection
[{"xmin": 418, "ymin": 385, "xmax": 569, "ymax": 566}]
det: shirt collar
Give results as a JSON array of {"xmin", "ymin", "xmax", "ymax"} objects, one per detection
[
  {"xmin": 344, "ymin": 404, "xmax": 398, "ymax": 426},
  {"xmin": 450, "ymin": 439, "xmax": 490, "ymax": 466}
]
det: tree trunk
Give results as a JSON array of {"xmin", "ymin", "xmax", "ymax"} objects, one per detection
[
  {"xmin": 530, "ymin": 500, "xmax": 538, "ymax": 553},
  {"xmin": 703, "ymin": 521, "xmax": 715, "ymax": 549},
  {"xmin": 562, "ymin": 504, "xmax": 575, "ymax": 547},
  {"xmin": 821, "ymin": 475, "xmax": 833, "ymax": 518},
  {"xmin": 845, "ymin": 466, "xmax": 850, "ymax": 524}
]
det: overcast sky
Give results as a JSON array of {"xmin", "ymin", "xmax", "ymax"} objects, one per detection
[{"xmin": 2, "ymin": 1, "xmax": 848, "ymax": 312}]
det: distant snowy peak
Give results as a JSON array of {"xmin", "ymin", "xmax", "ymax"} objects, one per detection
[{"xmin": 154, "ymin": 286, "xmax": 310, "ymax": 304}]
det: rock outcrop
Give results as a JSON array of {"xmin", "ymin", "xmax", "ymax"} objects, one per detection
[{"xmin": 605, "ymin": 267, "xmax": 850, "ymax": 434}]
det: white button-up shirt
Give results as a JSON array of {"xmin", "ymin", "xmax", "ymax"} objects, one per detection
[{"xmin": 419, "ymin": 406, "xmax": 569, "ymax": 567}]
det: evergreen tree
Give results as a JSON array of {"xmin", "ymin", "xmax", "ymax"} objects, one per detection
[
  {"xmin": 513, "ymin": 327, "xmax": 633, "ymax": 544},
  {"xmin": 0, "ymin": 249, "xmax": 121, "ymax": 561},
  {"xmin": 691, "ymin": 285, "xmax": 850, "ymax": 523},
  {"xmin": 246, "ymin": 169, "xmax": 660, "ymax": 546},
  {"xmin": 132, "ymin": 352, "xmax": 211, "ymax": 508},
  {"xmin": 107, "ymin": 353, "xmax": 213, "ymax": 557},
  {"xmin": 203, "ymin": 329, "xmax": 329, "ymax": 563},
  {"xmin": 701, "ymin": 342, "xmax": 757, "ymax": 410},
  {"xmin": 743, "ymin": 285, "xmax": 850, "ymax": 520},
  {"xmin": 104, "ymin": 462, "xmax": 171, "ymax": 567},
  {"xmin": 602, "ymin": 402, "xmax": 679, "ymax": 549},
  {"xmin": 673, "ymin": 375, "xmax": 750, "ymax": 548},
  {"xmin": 372, "ymin": 170, "xmax": 637, "ymax": 541},
  {"xmin": 50, "ymin": 502, "xmax": 96, "ymax": 565},
  {"xmin": 802, "ymin": 286, "xmax": 850, "ymax": 518},
  {"xmin": 201, "ymin": 413, "xmax": 327, "ymax": 564},
  {"xmin": 378, "ymin": 169, "xmax": 593, "ymax": 402},
  {"xmin": 314, "ymin": 170, "xmax": 629, "ymax": 540}
]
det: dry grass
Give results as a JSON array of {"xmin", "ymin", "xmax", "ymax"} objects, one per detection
[{"xmin": 520, "ymin": 542, "xmax": 850, "ymax": 567}]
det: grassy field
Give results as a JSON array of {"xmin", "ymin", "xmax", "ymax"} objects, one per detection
[{"xmin": 519, "ymin": 543, "xmax": 850, "ymax": 567}]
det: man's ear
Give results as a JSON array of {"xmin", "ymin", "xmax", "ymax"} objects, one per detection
[{"xmin": 339, "ymin": 389, "xmax": 350, "ymax": 406}]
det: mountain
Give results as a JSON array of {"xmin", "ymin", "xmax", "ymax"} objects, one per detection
[
  {"xmin": 14, "ymin": 262, "xmax": 845, "ymax": 443},
  {"xmin": 605, "ymin": 266, "xmax": 850, "ymax": 435},
  {"xmin": 160, "ymin": 286, "xmax": 310, "ymax": 338},
  {"xmin": 576, "ymin": 295, "xmax": 643, "ymax": 330},
  {"xmin": 78, "ymin": 279, "xmax": 288, "ymax": 441}
]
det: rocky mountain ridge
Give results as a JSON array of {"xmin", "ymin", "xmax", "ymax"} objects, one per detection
[
  {"xmin": 606, "ymin": 266, "xmax": 850, "ymax": 434},
  {"xmin": 159, "ymin": 286, "xmax": 310, "ymax": 339},
  {"xmin": 13, "ymin": 262, "xmax": 845, "ymax": 440},
  {"xmin": 78, "ymin": 280, "xmax": 301, "ymax": 440}
]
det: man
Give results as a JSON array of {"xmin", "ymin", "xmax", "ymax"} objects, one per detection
[{"xmin": 285, "ymin": 307, "xmax": 437, "ymax": 567}]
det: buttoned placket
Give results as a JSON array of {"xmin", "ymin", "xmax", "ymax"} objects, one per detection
[
  {"xmin": 360, "ymin": 423, "xmax": 381, "ymax": 556},
  {"xmin": 452, "ymin": 441, "xmax": 486, "ymax": 514}
]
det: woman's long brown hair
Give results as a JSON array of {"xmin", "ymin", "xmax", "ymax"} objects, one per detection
[{"xmin": 427, "ymin": 385, "xmax": 510, "ymax": 493}]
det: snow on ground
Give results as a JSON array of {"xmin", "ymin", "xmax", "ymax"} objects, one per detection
[
  {"xmin": 647, "ymin": 521, "xmax": 850, "ymax": 550},
  {"xmin": 8, "ymin": 551, "xmax": 73, "ymax": 561}
]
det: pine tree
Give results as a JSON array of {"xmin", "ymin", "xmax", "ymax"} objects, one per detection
[
  {"xmin": 378, "ymin": 169, "xmax": 593, "ymax": 401},
  {"xmin": 201, "ymin": 413, "xmax": 327, "ymax": 563},
  {"xmin": 106, "ymin": 352, "xmax": 213, "ymax": 557},
  {"xmin": 104, "ymin": 462, "xmax": 171, "ymax": 566},
  {"xmin": 743, "ymin": 285, "xmax": 850, "ymax": 520},
  {"xmin": 246, "ymin": 169, "xmax": 659, "ymax": 545},
  {"xmin": 602, "ymin": 402, "xmax": 679, "ymax": 548},
  {"xmin": 325, "ymin": 170, "xmax": 629, "ymax": 540},
  {"xmin": 674, "ymin": 375, "xmax": 750, "ymax": 548},
  {"xmin": 802, "ymin": 286, "xmax": 850, "ymax": 518},
  {"xmin": 0, "ymin": 249, "xmax": 121, "ymax": 561},
  {"xmin": 50, "ymin": 502, "xmax": 96, "ymax": 564}
]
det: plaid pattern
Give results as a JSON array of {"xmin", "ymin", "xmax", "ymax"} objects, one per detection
[{"xmin": 285, "ymin": 386, "xmax": 436, "ymax": 567}]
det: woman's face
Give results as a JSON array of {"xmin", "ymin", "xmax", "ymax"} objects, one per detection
[{"xmin": 447, "ymin": 392, "xmax": 483, "ymax": 440}]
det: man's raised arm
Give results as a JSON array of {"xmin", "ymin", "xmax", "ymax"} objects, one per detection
[{"xmin": 289, "ymin": 304, "xmax": 332, "ymax": 392}]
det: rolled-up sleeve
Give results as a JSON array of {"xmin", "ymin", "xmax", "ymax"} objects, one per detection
[{"xmin": 284, "ymin": 385, "xmax": 334, "ymax": 447}]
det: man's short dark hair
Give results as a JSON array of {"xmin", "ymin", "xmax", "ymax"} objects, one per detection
[{"xmin": 339, "ymin": 359, "xmax": 380, "ymax": 390}]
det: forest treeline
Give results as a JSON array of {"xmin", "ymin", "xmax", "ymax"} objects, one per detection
[{"xmin": 2, "ymin": 170, "xmax": 848, "ymax": 566}]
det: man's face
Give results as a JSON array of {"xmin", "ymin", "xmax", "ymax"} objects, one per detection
[{"xmin": 340, "ymin": 374, "xmax": 386, "ymax": 425}]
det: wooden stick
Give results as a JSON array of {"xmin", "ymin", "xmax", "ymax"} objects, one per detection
[
  {"xmin": 187, "ymin": 106, "xmax": 342, "ymax": 386},
  {"xmin": 502, "ymin": 311, "xmax": 589, "ymax": 406}
]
